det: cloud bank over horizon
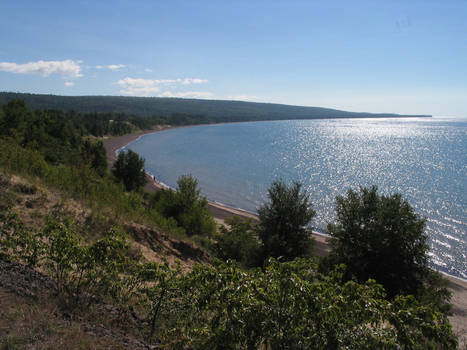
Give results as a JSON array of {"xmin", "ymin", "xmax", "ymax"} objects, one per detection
[{"xmin": 116, "ymin": 76, "xmax": 210, "ymax": 96}]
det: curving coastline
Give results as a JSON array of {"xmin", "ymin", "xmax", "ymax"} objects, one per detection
[
  {"xmin": 103, "ymin": 126, "xmax": 467, "ymax": 343},
  {"xmin": 103, "ymin": 127, "xmax": 259, "ymax": 220},
  {"xmin": 103, "ymin": 126, "xmax": 331, "ymax": 255}
]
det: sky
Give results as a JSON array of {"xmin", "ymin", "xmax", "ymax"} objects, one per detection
[{"xmin": 0, "ymin": 0, "xmax": 466, "ymax": 117}]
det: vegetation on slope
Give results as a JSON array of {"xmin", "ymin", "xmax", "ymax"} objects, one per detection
[
  {"xmin": 0, "ymin": 208, "xmax": 458, "ymax": 348},
  {"xmin": 0, "ymin": 100, "xmax": 459, "ymax": 348}
]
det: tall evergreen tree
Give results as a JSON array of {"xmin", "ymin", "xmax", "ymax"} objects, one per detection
[{"xmin": 112, "ymin": 150, "xmax": 147, "ymax": 191}]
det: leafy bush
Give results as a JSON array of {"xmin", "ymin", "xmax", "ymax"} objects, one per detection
[
  {"xmin": 138, "ymin": 261, "xmax": 183, "ymax": 338},
  {"xmin": 150, "ymin": 175, "xmax": 216, "ymax": 236},
  {"xmin": 0, "ymin": 210, "xmax": 44, "ymax": 267},
  {"xmin": 214, "ymin": 216, "xmax": 261, "ymax": 268},
  {"xmin": 172, "ymin": 259, "xmax": 457, "ymax": 349}
]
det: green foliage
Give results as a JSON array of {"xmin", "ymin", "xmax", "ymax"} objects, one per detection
[
  {"xmin": 0, "ymin": 335, "xmax": 26, "ymax": 350},
  {"xmin": 150, "ymin": 175, "xmax": 216, "ymax": 236},
  {"xmin": 84, "ymin": 228, "xmax": 138, "ymax": 304},
  {"xmin": 171, "ymin": 259, "xmax": 457, "ymax": 349},
  {"xmin": 138, "ymin": 261, "xmax": 183, "ymax": 338},
  {"xmin": 2, "ymin": 214, "xmax": 141, "ymax": 309},
  {"xmin": 0, "ymin": 210, "xmax": 44, "ymax": 267},
  {"xmin": 81, "ymin": 140, "xmax": 107, "ymax": 176},
  {"xmin": 214, "ymin": 216, "xmax": 261, "ymax": 268},
  {"xmin": 0, "ymin": 99, "xmax": 31, "ymax": 142},
  {"xmin": 326, "ymin": 186, "xmax": 432, "ymax": 299},
  {"xmin": 112, "ymin": 149, "xmax": 147, "ymax": 191},
  {"xmin": 0, "ymin": 138, "xmax": 183, "ymax": 237},
  {"xmin": 0, "ymin": 100, "xmax": 107, "ymax": 173},
  {"xmin": 0, "ymin": 213, "xmax": 457, "ymax": 348},
  {"xmin": 258, "ymin": 180, "xmax": 316, "ymax": 261},
  {"xmin": 41, "ymin": 219, "xmax": 86, "ymax": 299}
]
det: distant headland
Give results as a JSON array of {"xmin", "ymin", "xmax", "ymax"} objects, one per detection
[{"xmin": 0, "ymin": 92, "xmax": 431, "ymax": 122}]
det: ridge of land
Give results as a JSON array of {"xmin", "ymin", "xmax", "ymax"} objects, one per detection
[{"xmin": 0, "ymin": 92, "xmax": 431, "ymax": 121}]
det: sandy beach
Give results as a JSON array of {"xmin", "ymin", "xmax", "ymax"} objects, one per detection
[
  {"xmin": 103, "ymin": 127, "xmax": 466, "ymax": 345},
  {"xmin": 103, "ymin": 127, "xmax": 331, "ymax": 257},
  {"xmin": 103, "ymin": 126, "xmax": 259, "ymax": 221}
]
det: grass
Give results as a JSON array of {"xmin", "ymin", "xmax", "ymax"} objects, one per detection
[{"xmin": 0, "ymin": 289, "xmax": 134, "ymax": 350}]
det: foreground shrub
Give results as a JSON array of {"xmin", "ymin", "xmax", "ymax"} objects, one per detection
[
  {"xmin": 173, "ymin": 259, "xmax": 457, "ymax": 349},
  {"xmin": 214, "ymin": 216, "xmax": 261, "ymax": 268},
  {"xmin": 0, "ymin": 213, "xmax": 458, "ymax": 348},
  {"xmin": 150, "ymin": 175, "xmax": 216, "ymax": 236}
]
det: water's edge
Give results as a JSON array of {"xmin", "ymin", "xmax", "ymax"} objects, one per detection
[{"xmin": 117, "ymin": 121, "xmax": 466, "ymax": 282}]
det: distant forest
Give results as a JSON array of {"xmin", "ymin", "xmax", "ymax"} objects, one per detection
[{"xmin": 0, "ymin": 92, "xmax": 430, "ymax": 125}]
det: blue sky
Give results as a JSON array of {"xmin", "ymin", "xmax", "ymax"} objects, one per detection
[{"xmin": 1, "ymin": 0, "xmax": 466, "ymax": 116}]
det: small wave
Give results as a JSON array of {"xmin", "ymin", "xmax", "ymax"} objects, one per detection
[
  {"xmin": 443, "ymin": 216, "xmax": 464, "ymax": 225},
  {"xmin": 427, "ymin": 252, "xmax": 447, "ymax": 267},
  {"xmin": 442, "ymin": 233, "xmax": 462, "ymax": 243},
  {"xmin": 426, "ymin": 217, "xmax": 458, "ymax": 230},
  {"xmin": 432, "ymin": 239, "xmax": 451, "ymax": 249}
]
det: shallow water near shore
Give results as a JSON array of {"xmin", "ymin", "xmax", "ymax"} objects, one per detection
[{"xmin": 125, "ymin": 118, "xmax": 467, "ymax": 279}]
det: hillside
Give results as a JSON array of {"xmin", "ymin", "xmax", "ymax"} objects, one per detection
[
  {"xmin": 0, "ymin": 101, "xmax": 462, "ymax": 348},
  {"xmin": 0, "ymin": 92, "xmax": 431, "ymax": 121}
]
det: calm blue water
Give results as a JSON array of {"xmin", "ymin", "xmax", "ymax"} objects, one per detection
[{"xmin": 125, "ymin": 118, "xmax": 467, "ymax": 279}]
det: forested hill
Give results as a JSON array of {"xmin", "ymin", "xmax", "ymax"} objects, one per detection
[{"xmin": 0, "ymin": 92, "xmax": 431, "ymax": 122}]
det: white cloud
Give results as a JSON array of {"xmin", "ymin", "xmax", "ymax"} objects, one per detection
[
  {"xmin": 157, "ymin": 91, "xmax": 214, "ymax": 99},
  {"xmin": 64, "ymin": 81, "xmax": 74, "ymax": 87},
  {"xmin": 228, "ymin": 95, "xmax": 260, "ymax": 102},
  {"xmin": 181, "ymin": 78, "xmax": 209, "ymax": 85},
  {"xmin": 107, "ymin": 64, "xmax": 125, "ymax": 70},
  {"xmin": 0, "ymin": 59, "xmax": 82, "ymax": 77},
  {"xmin": 117, "ymin": 77, "xmax": 175, "ymax": 95},
  {"xmin": 96, "ymin": 64, "xmax": 125, "ymax": 70},
  {"xmin": 144, "ymin": 68, "xmax": 153, "ymax": 73},
  {"xmin": 116, "ymin": 76, "xmax": 209, "ymax": 96}
]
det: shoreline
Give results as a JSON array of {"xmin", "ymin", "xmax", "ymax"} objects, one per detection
[
  {"xmin": 103, "ymin": 126, "xmax": 261, "ymax": 223},
  {"xmin": 103, "ymin": 126, "xmax": 466, "ymax": 280},
  {"xmin": 103, "ymin": 126, "xmax": 466, "ymax": 343},
  {"xmin": 103, "ymin": 126, "xmax": 330, "ymax": 255}
]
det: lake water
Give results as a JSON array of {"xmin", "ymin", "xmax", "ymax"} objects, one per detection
[{"xmin": 125, "ymin": 118, "xmax": 467, "ymax": 279}]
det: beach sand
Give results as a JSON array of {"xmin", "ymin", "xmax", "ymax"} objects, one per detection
[{"xmin": 103, "ymin": 127, "xmax": 465, "ymax": 344}]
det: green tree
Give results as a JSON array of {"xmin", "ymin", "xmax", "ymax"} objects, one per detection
[
  {"xmin": 258, "ymin": 180, "xmax": 315, "ymax": 260},
  {"xmin": 82, "ymin": 140, "xmax": 107, "ymax": 176},
  {"xmin": 0, "ymin": 99, "xmax": 30, "ymax": 142},
  {"xmin": 326, "ymin": 186, "xmax": 434, "ymax": 299},
  {"xmin": 112, "ymin": 149, "xmax": 147, "ymax": 191}
]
